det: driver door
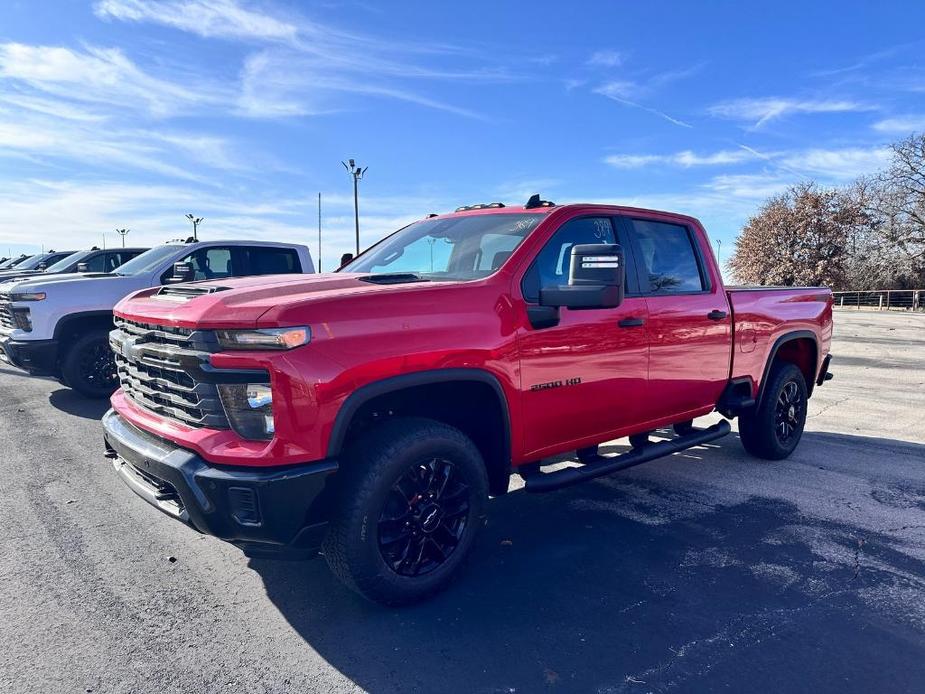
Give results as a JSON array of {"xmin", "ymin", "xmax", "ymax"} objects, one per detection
[{"xmin": 517, "ymin": 215, "xmax": 651, "ymax": 459}]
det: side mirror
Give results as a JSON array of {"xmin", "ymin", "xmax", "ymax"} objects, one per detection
[
  {"xmin": 167, "ymin": 261, "xmax": 194, "ymax": 284},
  {"xmin": 37, "ymin": 262, "xmax": 48, "ymax": 271},
  {"xmin": 76, "ymin": 262, "xmax": 89, "ymax": 273},
  {"xmin": 539, "ymin": 244, "xmax": 625, "ymax": 310},
  {"xmin": 339, "ymin": 253, "xmax": 354, "ymax": 268}
]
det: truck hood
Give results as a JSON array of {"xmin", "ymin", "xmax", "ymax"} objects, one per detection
[
  {"xmin": 115, "ymin": 272, "xmax": 453, "ymax": 328},
  {"xmin": 0, "ymin": 272, "xmax": 127, "ymax": 293}
]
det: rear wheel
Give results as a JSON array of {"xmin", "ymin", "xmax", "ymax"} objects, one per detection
[
  {"xmin": 60, "ymin": 330, "xmax": 118, "ymax": 398},
  {"xmin": 739, "ymin": 362, "xmax": 807, "ymax": 460},
  {"xmin": 323, "ymin": 417, "xmax": 489, "ymax": 605}
]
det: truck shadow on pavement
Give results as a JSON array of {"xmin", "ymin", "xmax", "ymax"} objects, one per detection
[
  {"xmin": 48, "ymin": 388, "xmax": 111, "ymax": 420},
  {"xmin": 248, "ymin": 431, "xmax": 925, "ymax": 693}
]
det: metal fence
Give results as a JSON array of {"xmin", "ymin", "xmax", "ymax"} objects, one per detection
[{"xmin": 833, "ymin": 289, "xmax": 924, "ymax": 311}]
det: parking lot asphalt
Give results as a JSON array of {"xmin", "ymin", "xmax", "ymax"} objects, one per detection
[{"xmin": 1, "ymin": 310, "xmax": 924, "ymax": 694}]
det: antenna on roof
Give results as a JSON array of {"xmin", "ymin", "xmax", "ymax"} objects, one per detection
[{"xmin": 524, "ymin": 194, "xmax": 555, "ymax": 209}]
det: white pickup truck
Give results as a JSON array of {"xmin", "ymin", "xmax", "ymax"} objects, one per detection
[{"xmin": 0, "ymin": 238, "xmax": 314, "ymax": 397}]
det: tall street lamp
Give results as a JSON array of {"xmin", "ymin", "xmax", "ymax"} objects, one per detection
[
  {"xmin": 342, "ymin": 159, "xmax": 367, "ymax": 256},
  {"xmin": 186, "ymin": 214, "xmax": 204, "ymax": 241},
  {"xmin": 115, "ymin": 228, "xmax": 130, "ymax": 248}
]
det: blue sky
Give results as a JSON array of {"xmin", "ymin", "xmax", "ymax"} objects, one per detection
[{"xmin": 1, "ymin": 0, "xmax": 924, "ymax": 271}]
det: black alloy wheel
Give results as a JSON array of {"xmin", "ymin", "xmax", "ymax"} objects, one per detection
[
  {"xmin": 378, "ymin": 457, "xmax": 471, "ymax": 577},
  {"xmin": 774, "ymin": 379, "xmax": 804, "ymax": 445}
]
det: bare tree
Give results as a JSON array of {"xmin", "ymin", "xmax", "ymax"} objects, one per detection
[{"xmin": 867, "ymin": 134, "xmax": 925, "ymax": 287}]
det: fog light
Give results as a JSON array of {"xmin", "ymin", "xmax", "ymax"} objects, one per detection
[
  {"xmin": 12, "ymin": 308, "xmax": 32, "ymax": 332},
  {"xmin": 217, "ymin": 382, "xmax": 275, "ymax": 440}
]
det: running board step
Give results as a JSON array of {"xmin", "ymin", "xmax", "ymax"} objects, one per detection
[{"xmin": 522, "ymin": 420, "xmax": 731, "ymax": 493}]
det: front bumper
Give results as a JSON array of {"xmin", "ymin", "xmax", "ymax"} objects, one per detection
[
  {"xmin": 102, "ymin": 409, "xmax": 338, "ymax": 554},
  {"xmin": 0, "ymin": 335, "xmax": 59, "ymax": 375}
]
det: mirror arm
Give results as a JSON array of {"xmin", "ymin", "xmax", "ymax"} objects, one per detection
[{"xmin": 527, "ymin": 305, "xmax": 560, "ymax": 330}]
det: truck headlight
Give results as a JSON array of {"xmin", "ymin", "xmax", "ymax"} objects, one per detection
[
  {"xmin": 216, "ymin": 327, "xmax": 310, "ymax": 350},
  {"xmin": 217, "ymin": 383, "xmax": 275, "ymax": 440},
  {"xmin": 10, "ymin": 291, "xmax": 45, "ymax": 301}
]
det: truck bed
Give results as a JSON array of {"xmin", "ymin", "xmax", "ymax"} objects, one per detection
[{"xmin": 726, "ymin": 285, "xmax": 833, "ymax": 391}]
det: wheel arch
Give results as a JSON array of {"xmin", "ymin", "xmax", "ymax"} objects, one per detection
[
  {"xmin": 327, "ymin": 368, "xmax": 513, "ymax": 496},
  {"xmin": 756, "ymin": 330, "xmax": 819, "ymax": 408},
  {"xmin": 53, "ymin": 310, "xmax": 115, "ymax": 343}
]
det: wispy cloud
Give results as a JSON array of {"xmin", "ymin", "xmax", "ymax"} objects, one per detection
[
  {"xmin": 809, "ymin": 40, "xmax": 924, "ymax": 78},
  {"xmin": 0, "ymin": 42, "xmax": 226, "ymax": 118},
  {"xmin": 95, "ymin": 0, "xmax": 299, "ymax": 42},
  {"xmin": 237, "ymin": 50, "xmax": 488, "ymax": 120},
  {"xmin": 604, "ymin": 149, "xmax": 755, "ymax": 169},
  {"xmin": 586, "ymin": 50, "xmax": 624, "ymax": 68},
  {"xmin": 872, "ymin": 115, "xmax": 925, "ymax": 134},
  {"xmin": 708, "ymin": 97, "xmax": 875, "ymax": 129},
  {"xmin": 591, "ymin": 63, "xmax": 703, "ymax": 128},
  {"xmin": 93, "ymin": 0, "xmax": 521, "ymax": 120},
  {"xmin": 594, "ymin": 83, "xmax": 693, "ymax": 128},
  {"xmin": 0, "ymin": 106, "xmax": 259, "ymax": 181},
  {"xmin": 779, "ymin": 147, "xmax": 891, "ymax": 179}
]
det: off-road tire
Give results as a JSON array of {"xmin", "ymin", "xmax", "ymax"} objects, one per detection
[
  {"xmin": 60, "ymin": 330, "xmax": 119, "ymax": 398},
  {"xmin": 323, "ymin": 417, "xmax": 489, "ymax": 606},
  {"xmin": 738, "ymin": 362, "xmax": 807, "ymax": 460}
]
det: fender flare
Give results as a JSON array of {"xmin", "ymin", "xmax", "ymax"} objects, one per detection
[
  {"xmin": 326, "ymin": 368, "xmax": 512, "ymax": 462},
  {"xmin": 53, "ymin": 310, "xmax": 115, "ymax": 342},
  {"xmin": 756, "ymin": 329, "xmax": 819, "ymax": 408}
]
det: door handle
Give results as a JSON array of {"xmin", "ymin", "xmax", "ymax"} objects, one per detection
[
  {"xmin": 707, "ymin": 310, "xmax": 728, "ymax": 321},
  {"xmin": 618, "ymin": 317, "xmax": 645, "ymax": 328}
]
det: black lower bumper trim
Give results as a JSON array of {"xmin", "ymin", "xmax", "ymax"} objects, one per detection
[
  {"xmin": 102, "ymin": 409, "xmax": 338, "ymax": 551},
  {"xmin": 0, "ymin": 336, "xmax": 59, "ymax": 374}
]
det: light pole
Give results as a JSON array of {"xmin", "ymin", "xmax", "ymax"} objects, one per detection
[
  {"xmin": 317, "ymin": 192, "xmax": 322, "ymax": 273},
  {"xmin": 115, "ymin": 228, "xmax": 130, "ymax": 248},
  {"xmin": 342, "ymin": 159, "xmax": 367, "ymax": 255},
  {"xmin": 185, "ymin": 213, "xmax": 204, "ymax": 241},
  {"xmin": 715, "ymin": 238, "xmax": 722, "ymax": 264}
]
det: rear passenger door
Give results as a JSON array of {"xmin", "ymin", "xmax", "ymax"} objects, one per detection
[{"xmin": 621, "ymin": 216, "xmax": 732, "ymax": 420}]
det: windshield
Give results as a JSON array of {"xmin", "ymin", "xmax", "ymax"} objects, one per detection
[
  {"xmin": 12, "ymin": 254, "xmax": 55, "ymax": 271},
  {"xmin": 343, "ymin": 213, "xmax": 544, "ymax": 280},
  {"xmin": 0, "ymin": 255, "xmax": 32, "ymax": 270},
  {"xmin": 44, "ymin": 250, "xmax": 88, "ymax": 274},
  {"xmin": 113, "ymin": 245, "xmax": 183, "ymax": 276}
]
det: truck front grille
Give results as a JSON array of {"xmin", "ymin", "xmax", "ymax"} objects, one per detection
[
  {"xmin": 0, "ymin": 295, "xmax": 14, "ymax": 330},
  {"xmin": 111, "ymin": 317, "xmax": 230, "ymax": 429}
]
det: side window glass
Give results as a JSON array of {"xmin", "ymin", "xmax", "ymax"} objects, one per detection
[
  {"xmin": 104, "ymin": 252, "xmax": 122, "ymax": 272},
  {"xmin": 521, "ymin": 217, "xmax": 616, "ymax": 303},
  {"xmin": 629, "ymin": 220, "xmax": 705, "ymax": 294},
  {"xmin": 84, "ymin": 253, "xmax": 108, "ymax": 272},
  {"xmin": 179, "ymin": 247, "xmax": 233, "ymax": 280},
  {"xmin": 246, "ymin": 247, "xmax": 301, "ymax": 275}
]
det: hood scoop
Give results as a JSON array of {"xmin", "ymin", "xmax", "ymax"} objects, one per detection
[
  {"xmin": 155, "ymin": 284, "xmax": 231, "ymax": 302},
  {"xmin": 359, "ymin": 273, "xmax": 429, "ymax": 285}
]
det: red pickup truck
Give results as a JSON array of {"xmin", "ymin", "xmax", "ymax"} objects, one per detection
[{"xmin": 103, "ymin": 197, "xmax": 833, "ymax": 604}]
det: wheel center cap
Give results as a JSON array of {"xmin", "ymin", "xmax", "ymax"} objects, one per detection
[
  {"xmin": 419, "ymin": 504, "xmax": 443, "ymax": 533},
  {"xmin": 788, "ymin": 405, "xmax": 795, "ymax": 420}
]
